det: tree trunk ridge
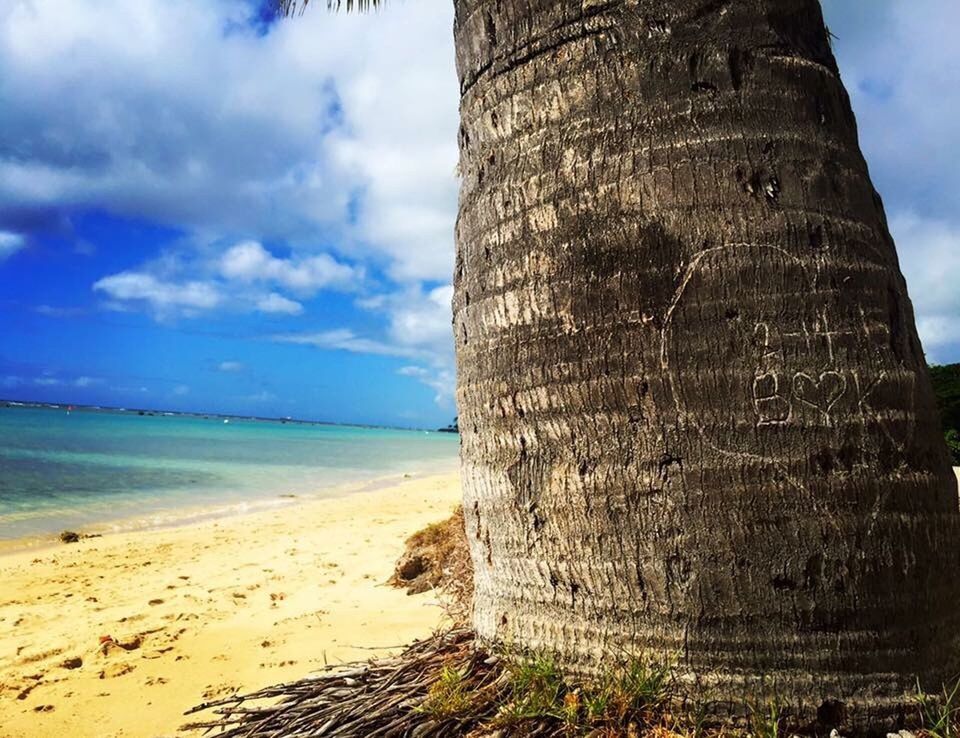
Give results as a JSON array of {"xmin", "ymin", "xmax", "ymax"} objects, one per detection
[{"xmin": 452, "ymin": 0, "xmax": 960, "ymax": 731}]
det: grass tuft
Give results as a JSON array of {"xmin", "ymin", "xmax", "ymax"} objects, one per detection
[
  {"xmin": 417, "ymin": 665, "xmax": 477, "ymax": 719},
  {"xmin": 915, "ymin": 678, "xmax": 960, "ymax": 738},
  {"xmin": 748, "ymin": 700, "xmax": 781, "ymax": 738}
]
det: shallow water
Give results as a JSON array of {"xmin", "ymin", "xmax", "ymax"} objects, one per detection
[{"xmin": 0, "ymin": 405, "xmax": 459, "ymax": 541}]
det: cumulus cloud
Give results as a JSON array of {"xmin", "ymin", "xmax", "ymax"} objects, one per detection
[
  {"xmin": 93, "ymin": 272, "xmax": 221, "ymax": 316},
  {"xmin": 0, "ymin": 231, "xmax": 25, "ymax": 260},
  {"xmin": 256, "ymin": 293, "xmax": 304, "ymax": 315},
  {"xmin": 221, "ymin": 241, "xmax": 360, "ymax": 294},
  {"xmin": 0, "ymin": 0, "xmax": 457, "ymax": 282}
]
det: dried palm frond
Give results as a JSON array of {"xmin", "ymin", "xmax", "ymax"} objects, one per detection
[{"xmin": 277, "ymin": 0, "xmax": 385, "ymax": 16}]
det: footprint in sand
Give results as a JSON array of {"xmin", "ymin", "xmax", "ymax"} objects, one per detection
[{"xmin": 99, "ymin": 663, "xmax": 135, "ymax": 679}]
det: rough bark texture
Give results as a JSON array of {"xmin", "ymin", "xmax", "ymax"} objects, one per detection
[{"xmin": 452, "ymin": 0, "xmax": 960, "ymax": 731}]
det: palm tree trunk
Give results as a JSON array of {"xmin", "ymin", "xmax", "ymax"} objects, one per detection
[{"xmin": 452, "ymin": 0, "xmax": 960, "ymax": 729}]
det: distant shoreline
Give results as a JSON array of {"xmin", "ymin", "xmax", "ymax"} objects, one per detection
[{"xmin": 0, "ymin": 399, "xmax": 445, "ymax": 433}]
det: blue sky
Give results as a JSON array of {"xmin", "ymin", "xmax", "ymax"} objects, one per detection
[{"xmin": 0, "ymin": 0, "xmax": 958, "ymax": 428}]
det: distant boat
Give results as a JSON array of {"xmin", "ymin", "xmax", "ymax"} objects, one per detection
[{"xmin": 223, "ymin": 419, "xmax": 230, "ymax": 424}]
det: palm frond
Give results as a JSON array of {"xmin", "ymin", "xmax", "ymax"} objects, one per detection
[{"xmin": 277, "ymin": 0, "xmax": 384, "ymax": 16}]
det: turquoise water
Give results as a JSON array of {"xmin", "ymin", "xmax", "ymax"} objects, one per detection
[{"xmin": 0, "ymin": 406, "xmax": 459, "ymax": 542}]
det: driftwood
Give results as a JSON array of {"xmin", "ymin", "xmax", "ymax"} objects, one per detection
[{"xmin": 182, "ymin": 629, "xmax": 502, "ymax": 738}]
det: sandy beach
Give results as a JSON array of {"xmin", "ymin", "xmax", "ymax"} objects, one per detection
[{"xmin": 0, "ymin": 472, "xmax": 461, "ymax": 738}]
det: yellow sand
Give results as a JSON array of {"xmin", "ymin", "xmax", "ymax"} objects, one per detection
[{"xmin": 0, "ymin": 472, "xmax": 461, "ymax": 738}]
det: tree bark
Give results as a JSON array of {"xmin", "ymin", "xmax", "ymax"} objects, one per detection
[{"xmin": 452, "ymin": 0, "xmax": 960, "ymax": 730}]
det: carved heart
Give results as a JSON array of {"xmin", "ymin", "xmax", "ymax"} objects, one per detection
[
  {"xmin": 792, "ymin": 371, "xmax": 846, "ymax": 414},
  {"xmin": 753, "ymin": 372, "xmax": 779, "ymax": 400}
]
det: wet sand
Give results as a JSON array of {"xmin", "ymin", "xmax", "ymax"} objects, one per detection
[{"xmin": 0, "ymin": 472, "xmax": 461, "ymax": 737}]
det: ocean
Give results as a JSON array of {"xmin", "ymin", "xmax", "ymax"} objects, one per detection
[{"xmin": 0, "ymin": 405, "xmax": 459, "ymax": 543}]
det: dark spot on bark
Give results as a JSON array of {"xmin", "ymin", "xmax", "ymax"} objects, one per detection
[
  {"xmin": 578, "ymin": 460, "xmax": 590, "ymax": 477},
  {"xmin": 483, "ymin": 245, "xmax": 492, "ymax": 261},
  {"xmin": 810, "ymin": 223, "xmax": 825, "ymax": 250},
  {"xmin": 549, "ymin": 570, "xmax": 559, "ymax": 589},
  {"xmin": 658, "ymin": 453, "xmax": 682, "ymax": 479},
  {"xmin": 532, "ymin": 509, "xmax": 545, "ymax": 532},
  {"xmin": 490, "ymin": 110, "xmax": 499, "ymax": 129},
  {"xmin": 570, "ymin": 581, "xmax": 580, "ymax": 603},
  {"xmin": 817, "ymin": 699, "xmax": 847, "ymax": 728},
  {"xmin": 836, "ymin": 443, "xmax": 859, "ymax": 470},
  {"xmin": 484, "ymin": 530, "xmax": 493, "ymax": 566},
  {"xmin": 500, "ymin": 614, "xmax": 508, "ymax": 627},
  {"xmin": 473, "ymin": 501, "xmax": 482, "ymax": 540},
  {"xmin": 724, "ymin": 308, "xmax": 740, "ymax": 321},
  {"xmin": 811, "ymin": 448, "xmax": 834, "ymax": 475},
  {"xmin": 804, "ymin": 554, "xmax": 823, "ymax": 589},
  {"xmin": 691, "ymin": 81, "xmax": 718, "ymax": 93},
  {"xmin": 484, "ymin": 12, "xmax": 497, "ymax": 48},
  {"xmin": 728, "ymin": 46, "xmax": 752, "ymax": 91},
  {"xmin": 771, "ymin": 574, "xmax": 797, "ymax": 592},
  {"xmin": 518, "ymin": 435, "xmax": 527, "ymax": 459},
  {"xmin": 761, "ymin": 140, "xmax": 775, "ymax": 157}
]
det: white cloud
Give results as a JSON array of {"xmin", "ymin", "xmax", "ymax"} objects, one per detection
[
  {"xmin": 386, "ymin": 285, "xmax": 453, "ymax": 351},
  {"xmin": 0, "ymin": 0, "xmax": 458, "ymax": 284},
  {"xmin": 93, "ymin": 271, "xmax": 221, "ymax": 316},
  {"xmin": 890, "ymin": 212, "xmax": 960, "ymax": 357},
  {"xmin": 221, "ymin": 241, "xmax": 360, "ymax": 294},
  {"xmin": 398, "ymin": 365, "xmax": 455, "ymax": 406},
  {"xmin": 74, "ymin": 376, "xmax": 101, "ymax": 388},
  {"xmin": 172, "ymin": 384, "xmax": 190, "ymax": 396},
  {"xmin": 218, "ymin": 361, "xmax": 244, "ymax": 373},
  {"xmin": 0, "ymin": 231, "xmax": 25, "ymax": 260},
  {"xmin": 34, "ymin": 377, "xmax": 61, "ymax": 387},
  {"xmin": 256, "ymin": 292, "xmax": 304, "ymax": 315},
  {"xmin": 270, "ymin": 328, "xmax": 424, "ymax": 360},
  {"xmin": 271, "ymin": 282, "xmax": 457, "ymax": 406}
]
